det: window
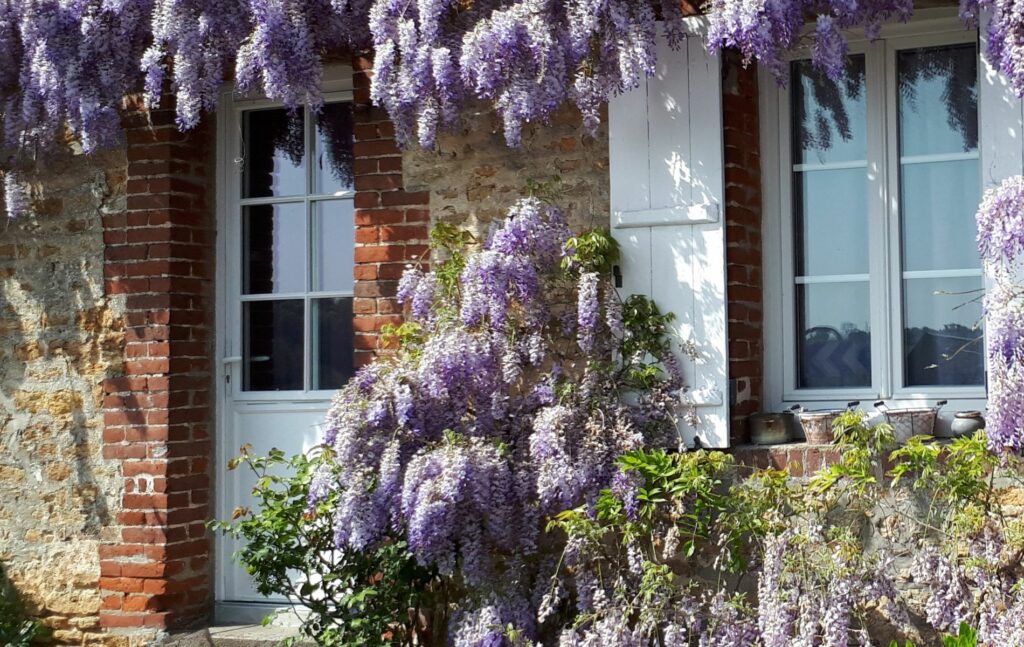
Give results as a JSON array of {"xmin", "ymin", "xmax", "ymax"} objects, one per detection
[
  {"xmin": 235, "ymin": 101, "xmax": 356, "ymax": 393},
  {"xmin": 765, "ymin": 23, "xmax": 985, "ymax": 403}
]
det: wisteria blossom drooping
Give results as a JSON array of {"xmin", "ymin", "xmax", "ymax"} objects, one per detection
[
  {"xmin": 314, "ymin": 198, "xmax": 683, "ymax": 642},
  {"xmin": 3, "ymin": 0, "xmax": 1024, "ymax": 168},
  {"xmin": 977, "ymin": 176, "xmax": 1024, "ymax": 452}
]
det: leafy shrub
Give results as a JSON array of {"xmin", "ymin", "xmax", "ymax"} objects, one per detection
[
  {"xmin": 211, "ymin": 447, "xmax": 435, "ymax": 646},
  {"xmin": 0, "ymin": 564, "xmax": 45, "ymax": 647}
]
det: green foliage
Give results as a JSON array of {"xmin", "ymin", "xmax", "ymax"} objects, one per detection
[
  {"xmin": 889, "ymin": 431, "xmax": 999, "ymax": 510},
  {"xmin": 0, "ymin": 564, "xmax": 45, "ymax": 647},
  {"xmin": 380, "ymin": 321, "xmax": 425, "ymax": 351},
  {"xmin": 428, "ymin": 221, "xmax": 474, "ymax": 303},
  {"xmin": 809, "ymin": 410, "xmax": 894, "ymax": 497},
  {"xmin": 615, "ymin": 449, "xmax": 732, "ymax": 547},
  {"xmin": 562, "ymin": 229, "xmax": 620, "ymax": 275},
  {"xmin": 943, "ymin": 623, "xmax": 979, "ymax": 647},
  {"xmin": 211, "ymin": 447, "xmax": 436, "ymax": 647},
  {"xmin": 619, "ymin": 295, "xmax": 677, "ymax": 389},
  {"xmin": 551, "ymin": 449, "xmax": 735, "ymax": 567}
]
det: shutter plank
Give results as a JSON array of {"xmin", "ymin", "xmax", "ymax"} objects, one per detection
[{"xmin": 647, "ymin": 34, "xmax": 692, "ymax": 212}]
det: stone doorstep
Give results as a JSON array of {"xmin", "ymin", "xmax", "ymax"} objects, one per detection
[{"xmin": 159, "ymin": 625, "xmax": 313, "ymax": 647}]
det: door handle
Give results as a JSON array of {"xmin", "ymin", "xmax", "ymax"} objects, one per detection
[{"xmin": 222, "ymin": 356, "xmax": 242, "ymax": 364}]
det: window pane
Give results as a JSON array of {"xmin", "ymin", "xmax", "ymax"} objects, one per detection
[
  {"xmin": 903, "ymin": 277, "xmax": 984, "ymax": 386},
  {"xmin": 900, "ymin": 160, "xmax": 980, "ymax": 272},
  {"xmin": 797, "ymin": 282, "xmax": 872, "ymax": 388},
  {"xmin": 243, "ymin": 203, "xmax": 306, "ymax": 295},
  {"xmin": 898, "ymin": 44, "xmax": 983, "ymax": 388},
  {"xmin": 243, "ymin": 108, "xmax": 307, "ymax": 198},
  {"xmin": 244, "ymin": 300, "xmax": 304, "ymax": 391},
  {"xmin": 792, "ymin": 56, "xmax": 867, "ymax": 165},
  {"xmin": 312, "ymin": 298, "xmax": 354, "ymax": 390},
  {"xmin": 312, "ymin": 200, "xmax": 354, "ymax": 292},
  {"xmin": 314, "ymin": 103, "xmax": 355, "ymax": 195},
  {"xmin": 898, "ymin": 44, "xmax": 978, "ymax": 157},
  {"xmin": 794, "ymin": 168, "xmax": 869, "ymax": 276}
]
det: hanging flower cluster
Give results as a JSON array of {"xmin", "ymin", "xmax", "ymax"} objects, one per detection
[
  {"xmin": 1, "ymin": 0, "xmax": 1024, "ymax": 165},
  {"xmin": 977, "ymin": 176, "xmax": 1024, "ymax": 452},
  {"xmin": 912, "ymin": 521, "xmax": 1024, "ymax": 644},
  {"xmin": 0, "ymin": 0, "xmax": 371, "ymax": 160},
  {"xmin": 706, "ymin": 0, "xmax": 1024, "ymax": 95},
  {"xmin": 369, "ymin": 0, "xmax": 686, "ymax": 148},
  {"xmin": 314, "ymin": 197, "xmax": 684, "ymax": 638}
]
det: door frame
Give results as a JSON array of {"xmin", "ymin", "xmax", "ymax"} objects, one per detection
[{"xmin": 213, "ymin": 66, "xmax": 355, "ymax": 619}]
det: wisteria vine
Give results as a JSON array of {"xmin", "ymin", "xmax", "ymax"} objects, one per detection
[
  {"xmin": 0, "ymin": 1, "xmax": 1022, "ymax": 162},
  {"xmin": 310, "ymin": 197, "xmax": 684, "ymax": 644},
  {"xmin": 976, "ymin": 176, "xmax": 1024, "ymax": 453}
]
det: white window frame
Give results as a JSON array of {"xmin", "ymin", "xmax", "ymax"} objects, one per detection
[
  {"xmin": 216, "ymin": 68, "xmax": 356, "ymax": 403},
  {"xmin": 761, "ymin": 9, "xmax": 988, "ymax": 414}
]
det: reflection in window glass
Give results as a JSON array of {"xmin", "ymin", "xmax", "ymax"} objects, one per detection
[
  {"xmin": 315, "ymin": 102, "xmax": 355, "ymax": 195},
  {"xmin": 797, "ymin": 283, "xmax": 872, "ymax": 388},
  {"xmin": 238, "ymin": 103, "xmax": 356, "ymax": 393},
  {"xmin": 794, "ymin": 168, "xmax": 869, "ymax": 277},
  {"xmin": 791, "ymin": 57, "xmax": 867, "ymax": 165},
  {"xmin": 900, "ymin": 160, "xmax": 980, "ymax": 272},
  {"xmin": 244, "ymin": 300, "xmax": 304, "ymax": 391},
  {"xmin": 313, "ymin": 200, "xmax": 355, "ymax": 293},
  {"xmin": 313, "ymin": 298, "xmax": 355, "ymax": 390},
  {"xmin": 898, "ymin": 44, "xmax": 982, "ymax": 387},
  {"xmin": 791, "ymin": 56, "xmax": 871, "ymax": 388},
  {"xmin": 903, "ymin": 277, "xmax": 984, "ymax": 386},
  {"xmin": 242, "ymin": 203, "xmax": 306, "ymax": 295},
  {"xmin": 898, "ymin": 44, "xmax": 978, "ymax": 156},
  {"xmin": 242, "ymin": 108, "xmax": 306, "ymax": 198}
]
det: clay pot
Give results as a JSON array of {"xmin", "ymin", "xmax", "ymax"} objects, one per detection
[{"xmin": 941, "ymin": 411, "xmax": 985, "ymax": 438}]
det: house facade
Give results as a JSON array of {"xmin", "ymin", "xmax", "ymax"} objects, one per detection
[{"xmin": 0, "ymin": 5, "xmax": 1018, "ymax": 645}]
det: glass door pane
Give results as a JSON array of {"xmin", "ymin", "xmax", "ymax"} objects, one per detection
[{"xmin": 242, "ymin": 108, "xmax": 307, "ymax": 198}]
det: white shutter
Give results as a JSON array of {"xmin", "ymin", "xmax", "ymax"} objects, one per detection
[
  {"xmin": 609, "ymin": 17, "xmax": 728, "ymax": 448},
  {"xmin": 980, "ymin": 11, "xmax": 1024, "ymax": 185}
]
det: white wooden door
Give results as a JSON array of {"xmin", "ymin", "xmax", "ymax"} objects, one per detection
[{"xmin": 216, "ymin": 94, "xmax": 356, "ymax": 604}]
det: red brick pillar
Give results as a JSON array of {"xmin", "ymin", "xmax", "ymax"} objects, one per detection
[
  {"xmin": 722, "ymin": 52, "xmax": 765, "ymax": 446},
  {"xmin": 350, "ymin": 56, "xmax": 430, "ymax": 365},
  {"xmin": 98, "ymin": 101, "xmax": 214, "ymax": 631}
]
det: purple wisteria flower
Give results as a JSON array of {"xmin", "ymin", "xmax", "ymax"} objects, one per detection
[{"xmin": 977, "ymin": 177, "xmax": 1024, "ymax": 452}]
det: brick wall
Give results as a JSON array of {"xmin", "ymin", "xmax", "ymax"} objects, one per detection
[
  {"xmin": 98, "ymin": 100, "xmax": 214, "ymax": 633},
  {"xmin": 350, "ymin": 56, "xmax": 431, "ymax": 364},
  {"xmin": 722, "ymin": 52, "xmax": 765, "ymax": 446}
]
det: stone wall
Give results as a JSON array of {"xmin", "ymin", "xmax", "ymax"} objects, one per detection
[
  {"xmin": 403, "ymin": 104, "xmax": 610, "ymax": 236},
  {"xmin": 0, "ymin": 150, "xmax": 128, "ymax": 645}
]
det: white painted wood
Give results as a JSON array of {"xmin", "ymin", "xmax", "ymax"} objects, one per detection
[
  {"xmin": 220, "ymin": 405, "xmax": 329, "ymax": 602},
  {"xmin": 647, "ymin": 33, "xmax": 692, "ymax": 211},
  {"xmin": 609, "ymin": 73, "xmax": 652, "ymax": 215},
  {"xmin": 979, "ymin": 9, "xmax": 1024, "ymax": 187},
  {"xmin": 613, "ymin": 203, "xmax": 719, "ymax": 228},
  {"xmin": 608, "ymin": 18, "xmax": 728, "ymax": 447}
]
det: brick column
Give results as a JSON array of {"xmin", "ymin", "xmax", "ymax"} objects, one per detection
[
  {"xmin": 722, "ymin": 52, "xmax": 765, "ymax": 446},
  {"xmin": 351, "ymin": 56, "xmax": 430, "ymax": 365},
  {"xmin": 98, "ymin": 101, "xmax": 214, "ymax": 631}
]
